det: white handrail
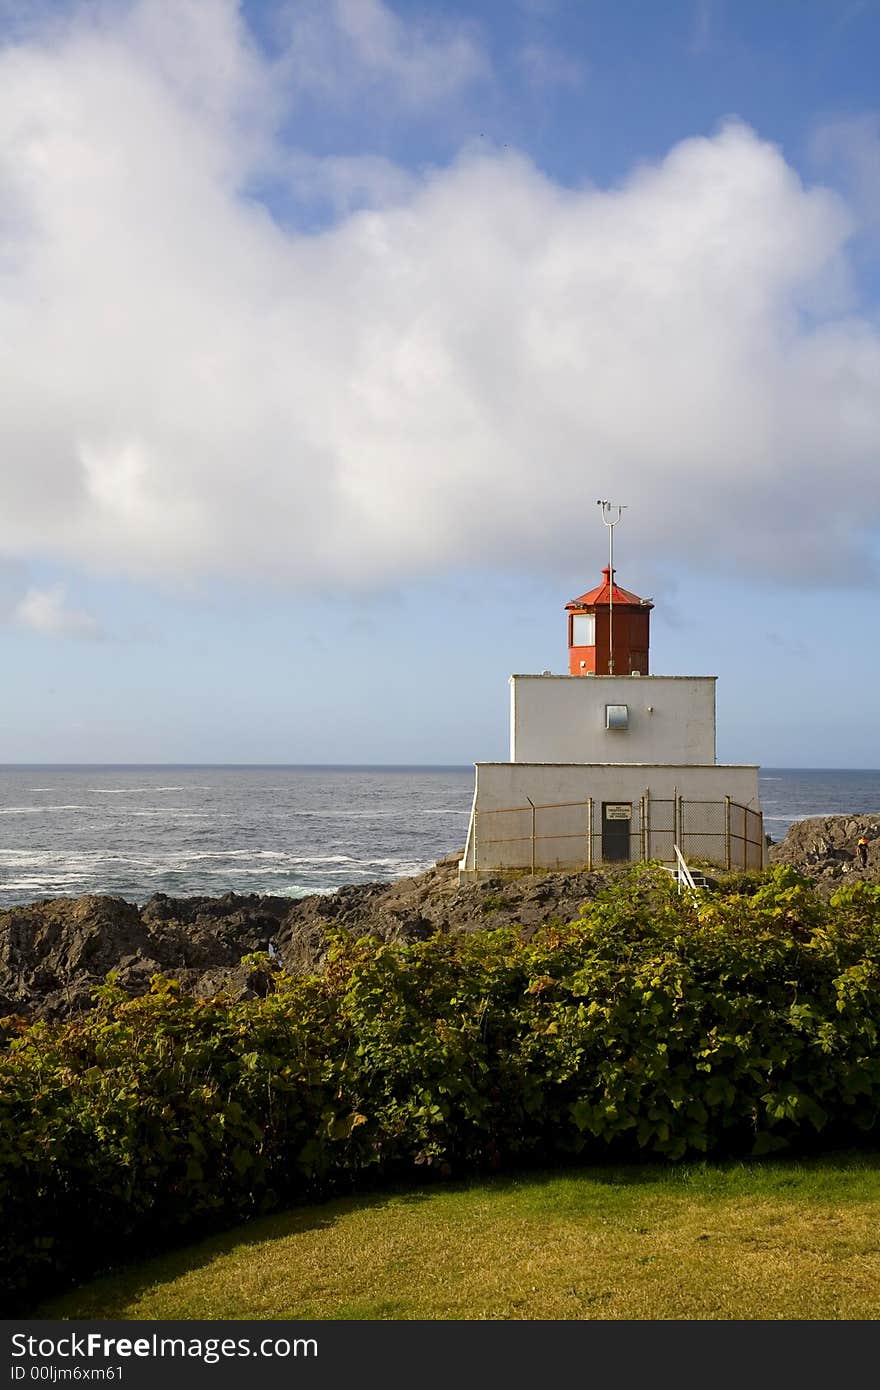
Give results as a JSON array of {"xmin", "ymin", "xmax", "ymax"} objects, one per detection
[{"xmin": 673, "ymin": 843, "xmax": 698, "ymax": 894}]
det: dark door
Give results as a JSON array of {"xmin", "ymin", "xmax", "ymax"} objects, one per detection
[{"xmin": 602, "ymin": 803, "xmax": 632, "ymax": 861}]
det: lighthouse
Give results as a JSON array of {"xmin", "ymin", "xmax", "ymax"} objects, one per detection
[
  {"xmin": 566, "ymin": 567, "xmax": 653, "ymax": 676},
  {"xmin": 459, "ymin": 517, "xmax": 763, "ymax": 880}
]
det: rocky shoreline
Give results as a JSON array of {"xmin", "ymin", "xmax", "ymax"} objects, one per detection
[
  {"xmin": 0, "ymin": 854, "xmax": 610, "ymax": 1023},
  {"xmin": 2, "ymin": 815, "xmax": 878, "ymax": 1024}
]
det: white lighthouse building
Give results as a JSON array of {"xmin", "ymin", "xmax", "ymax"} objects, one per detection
[{"xmin": 459, "ymin": 555, "xmax": 763, "ymax": 880}]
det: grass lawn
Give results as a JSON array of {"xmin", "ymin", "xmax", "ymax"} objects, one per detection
[{"xmin": 39, "ymin": 1153, "xmax": 880, "ymax": 1320}]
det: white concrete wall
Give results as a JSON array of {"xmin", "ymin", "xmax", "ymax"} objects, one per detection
[
  {"xmin": 510, "ymin": 675, "xmax": 716, "ymax": 765},
  {"xmin": 460, "ymin": 761, "xmax": 762, "ymax": 874}
]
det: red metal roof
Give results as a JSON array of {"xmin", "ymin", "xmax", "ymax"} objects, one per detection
[{"xmin": 566, "ymin": 566, "xmax": 653, "ymax": 610}]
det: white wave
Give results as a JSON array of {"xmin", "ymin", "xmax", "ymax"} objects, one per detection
[
  {"xmin": 276, "ymin": 885, "xmax": 336, "ymax": 899},
  {"xmin": 0, "ymin": 851, "xmax": 358, "ymax": 874},
  {"xmin": 0, "ymin": 876, "xmax": 91, "ymax": 890},
  {"xmin": 273, "ymin": 809, "xmax": 397, "ymax": 818},
  {"xmin": 284, "ymin": 855, "xmax": 361, "ymax": 864},
  {"xmin": 89, "ymin": 786, "xmax": 211, "ymax": 794},
  {"xmin": 163, "ymin": 852, "xmax": 364, "ymax": 865},
  {"xmin": 139, "ymin": 864, "xmax": 353, "ymax": 878},
  {"xmin": 170, "ymin": 850, "xmax": 302, "ymax": 862},
  {"xmin": 0, "ymin": 849, "xmax": 106, "ymax": 862},
  {"xmin": 187, "ymin": 866, "xmax": 309, "ymax": 876},
  {"xmin": 357, "ymin": 859, "xmax": 432, "ymax": 875},
  {"xmin": 0, "ymin": 805, "xmax": 92, "ymax": 815}
]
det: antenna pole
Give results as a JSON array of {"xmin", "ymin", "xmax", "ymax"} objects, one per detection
[{"xmin": 597, "ymin": 501, "xmax": 625, "ymax": 674}]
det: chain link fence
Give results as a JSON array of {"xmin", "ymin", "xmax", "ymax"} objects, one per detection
[{"xmin": 466, "ymin": 794, "xmax": 763, "ymax": 874}]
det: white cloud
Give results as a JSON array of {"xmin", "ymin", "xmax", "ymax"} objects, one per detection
[
  {"xmin": 278, "ymin": 150, "xmax": 416, "ymax": 217},
  {"xmin": 811, "ymin": 113, "xmax": 880, "ymax": 231},
  {"xmin": 14, "ymin": 585, "xmax": 102, "ymax": 639},
  {"xmin": 0, "ymin": 1, "xmax": 879, "ymax": 595},
  {"xmin": 280, "ymin": 0, "xmax": 488, "ymax": 109}
]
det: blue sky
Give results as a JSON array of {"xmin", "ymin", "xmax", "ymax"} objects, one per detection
[{"xmin": 1, "ymin": 0, "xmax": 879, "ymax": 766}]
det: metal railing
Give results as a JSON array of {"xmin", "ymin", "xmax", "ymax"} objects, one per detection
[{"xmin": 466, "ymin": 793, "xmax": 763, "ymax": 874}]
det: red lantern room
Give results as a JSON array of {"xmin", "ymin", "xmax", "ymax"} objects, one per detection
[{"xmin": 565, "ymin": 567, "xmax": 653, "ymax": 676}]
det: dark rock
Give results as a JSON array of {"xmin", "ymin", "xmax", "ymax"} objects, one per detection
[
  {"xmin": 0, "ymin": 854, "xmax": 615, "ymax": 1023},
  {"xmin": 768, "ymin": 815, "xmax": 880, "ymax": 893}
]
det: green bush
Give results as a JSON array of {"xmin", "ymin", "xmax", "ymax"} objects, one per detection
[{"xmin": 3, "ymin": 864, "xmax": 880, "ymax": 1306}]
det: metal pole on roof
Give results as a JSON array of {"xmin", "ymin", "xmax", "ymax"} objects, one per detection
[{"xmin": 597, "ymin": 501, "xmax": 625, "ymax": 674}]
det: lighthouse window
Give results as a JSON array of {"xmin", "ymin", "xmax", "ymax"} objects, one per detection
[{"xmin": 572, "ymin": 614, "xmax": 595, "ymax": 646}]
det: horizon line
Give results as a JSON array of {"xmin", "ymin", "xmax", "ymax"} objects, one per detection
[{"xmin": 1, "ymin": 763, "xmax": 879, "ymax": 773}]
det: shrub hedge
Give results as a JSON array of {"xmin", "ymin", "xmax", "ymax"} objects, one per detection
[{"xmin": 3, "ymin": 865, "xmax": 880, "ymax": 1305}]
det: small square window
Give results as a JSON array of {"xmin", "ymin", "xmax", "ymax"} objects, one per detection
[
  {"xmin": 571, "ymin": 613, "xmax": 595, "ymax": 646},
  {"xmin": 606, "ymin": 704, "xmax": 628, "ymax": 730}
]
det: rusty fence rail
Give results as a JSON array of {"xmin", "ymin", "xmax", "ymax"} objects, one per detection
[{"xmin": 469, "ymin": 794, "xmax": 763, "ymax": 874}]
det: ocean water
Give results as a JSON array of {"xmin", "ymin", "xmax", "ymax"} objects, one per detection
[
  {"xmin": 0, "ymin": 766, "xmax": 473, "ymax": 908},
  {"xmin": 0, "ymin": 765, "xmax": 878, "ymax": 909},
  {"xmin": 759, "ymin": 768, "xmax": 880, "ymax": 839}
]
